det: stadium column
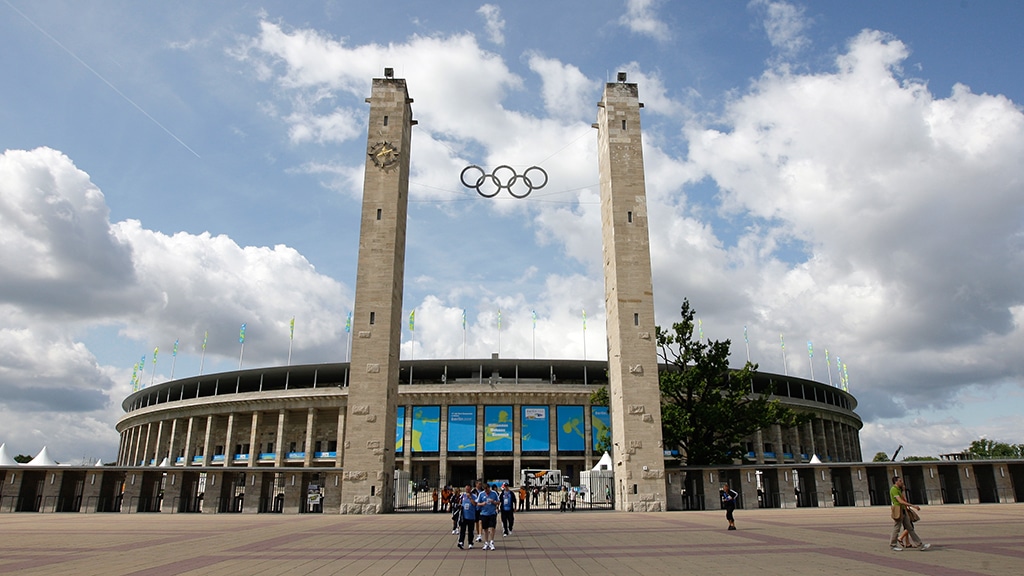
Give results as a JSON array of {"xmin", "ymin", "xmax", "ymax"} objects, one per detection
[
  {"xmin": 595, "ymin": 74, "xmax": 666, "ymax": 512},
  {"xmin": 340, "ymin": 71, "xmax": 415, "ymax": 514}
]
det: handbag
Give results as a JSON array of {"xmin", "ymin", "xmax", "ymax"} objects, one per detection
[
  {"xmin": 890, "ymin": 504, "xmax": 902, "ymax": 520},
  {"xmin": 907, "ymin": 508, "xmax": 920, "ymax": 522}
]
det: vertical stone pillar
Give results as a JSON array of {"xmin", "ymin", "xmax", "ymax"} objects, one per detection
[
  {"xmin": 513, "ymin": 403, "xmax": 522, "ymax": 483},
  {"xmin": 274, "ymin": 410, "xmax": 286, "ymax": 467},
  {"xmin": 153, "ymin": 421, "xmax": 166, "ymax": 465},
  {"xmin": 439, "ymin": 404, "xmax": 449, "ymax": 483},
  {"xmin": 183, "ymin": 417, "xmax": 196, "ymax": 466},
  {"xmin": 247, "ymin": 412, "xmax": 261, "ymax": 468},
  {"xmin": 224, "ymin": 413, "xmax": 235, "ymax": 465},
  {"xmin": 754, "ymin": 429, "xmax": 765, "ymax": 464},
  {"xmin": 303, "ymin": 408, "xmax": 316, "ymax": 467},
  {"xmin": 548, "ymin": 404, "xmax": 558, "ymax": 470},
  {"xmin": 596, "ymin": 74, "xmax": 665, "ymax": 512},
  {"xmin": 340, "ymin": 70, "xmax": 414, "ymax": 514},
  {"xmin": 167, "ymin": 418, "xmax": 181, "ymax": 465},
  {"xmin": 336, "ymin": 409, "xmax": 346, "ymax": 468},
  {"xmin": 201, "ymin": 415, "xmax": 214, "ymax": 466},
  {"xmin": 773, "ymin": 424, "xmax": 784, "ymax": 462}
]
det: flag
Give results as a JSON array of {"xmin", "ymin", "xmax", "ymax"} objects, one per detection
[
  {"xmin": 807, "ymin": 341, "xmax": 813, "ymax": 358},
  {"xmin": 239, "ymin": 323, "xmax": 246, "ymax": 344},
  {"xmin": 173, "ymin": 339, "xmax": 179, "ymax": 357},
  {"xmin": 842, "ymin": 363, "xmax": 849, "ymax": 391},
  {"xmin": 744, "ymin": 325, "xmax": 748, "ymax": 343},
  {"xmin": 532, "ymin": 309, "xmax": 537, "ymax": 328},
  {"xmin": 462, "ymin": 308, "xmax": 467, "ymax": 330},
  {"xmin": 202, "ymin": 330, "xmax": 208, "ymax": 351},
  {"xmin": 345, "ymin": 311, "xmax": 352, "ymax": 333},
  {"xmin": 825, "ymin": 347, "xmax": 830, "ymax": 367},
  {"xmin": 698, "ymin": 318, "xmax": 703, "ymax": 341},
  {"xmin": 497, "ymin": 308, "xmax": 502, "ymax": 330},
  {"xmin": 780, "ymin": 333, "xmax": 785, "ymax": 349},
  {"xmin": 582, "ymin": 308, "xmax": 587, "ymax": 331},
  {"xmin": 290, "ymin": 317, "xmax": 295, "ymax": 341},
  {"xmin": 152, "ymin": 346, "xmax": 158, "ymax": 364},
  {"xmin": 409, "ymin": 310, "xmax": 415, "ymax": 332}
]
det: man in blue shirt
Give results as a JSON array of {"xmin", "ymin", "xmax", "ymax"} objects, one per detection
[
  {"xmin": 475, "ymin": 481, "xmax": 500, "ymax": 550},
  {"xmin": 499, "ymin": 482, "xmax": 517, "ymax": 537},
  {"xmin": 457, "ymin": 484, "xmax": 477, "ymax": 549}
]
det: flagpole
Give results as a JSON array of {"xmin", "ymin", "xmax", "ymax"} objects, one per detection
[
  {"xmin": 287, "ymin": 317, "xmax": 295, "ymax": 366},
  {"xmin": 496, "ymin": 308, "xmax": 501, "ymax": 357},
  {"xmin": 532, "ymin": 310, "xmax": 537, "ymax": 359},
  {"xmin": 582, "ymin": 308, "xmax": 587, "ymax": 384},
  {"xmin": 409, "ymin": 310, "xmax": 415, "ymax": 361},
  {"xmin": 807, "ymin": 341, "xmax": 814, "ymax": 380},
  {"xmin": 150, "ymin": 346, "xmax": 158, "ymax": 387},
  {"xmin": 345, "ymin": 311, "xmax": 352, "ymax": 363},
  {"xmin": 780, "ymin": 333, "xmax": 788, "ymax": 376},
  {"xmin": 199, "ymin": 330, "xmax": 208, "ymax": 375},
  {"xmin": 170, "ymin": 339, "xmax": 179, "ymax": 379},
  {"xmin": 462, "ymin": 309, "xmax": 467, "ymax": 360},
  {"xmin": 238, "ymin": 323, "xmax": 246, "ymax": 370}
]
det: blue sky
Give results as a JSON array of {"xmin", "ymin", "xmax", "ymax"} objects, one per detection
[{"xmin": 2, "ymin": 0, "xmax": 1024, "ymax": 463}]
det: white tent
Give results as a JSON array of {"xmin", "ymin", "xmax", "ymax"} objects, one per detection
[
  {"xmin": 809, "ymin": 454, "xmax": 822, "ymax": 464},
  {"xmin": 592, "ymin": 451, "xmax": 613, "ymax": 471},
  {"xmin": 0, "ymin": 443, "xmax": 18, "ymax": 466},
  {"xmin": 158, "ymin": 457, "xmax": 170, "ymax": 467},
  {"xmin": 95, "ymin": 459, "xmax": 105, "ymax": 467},
  {"xmin": 25, "ymin": 446, "xmax": 58, "ymax": 467}
]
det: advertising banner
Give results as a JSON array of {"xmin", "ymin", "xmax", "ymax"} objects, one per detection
[
  {"xmin": 557, "ymin": 405, "xmax": 585, "ymax": 451},
  {"xmin": 447, "ymin": 405, "xmax": 477, "ymax": 452},
  {"xmin": 591, "ymin": 405, "xmax": 610, "ymax": 451},
  {"xmin": 396, "ymin": 406, "xmax": 405, "ymax": 454},
  {"xmin": 411, "ymin": 406, "xmax": 440, "ymax": 452},
  {"xmin": 484, "ymin": 405, "xmax": 513, "ymax": 452},
  {"xmin": 521, "ymin": 405, "xmax": 549, "ymax": 452}
]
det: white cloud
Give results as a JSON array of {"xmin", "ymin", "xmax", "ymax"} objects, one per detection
[
  {"xmin": 0, "ymin": 147, "xmax": 352, "ymax": 460},
  {"xmin": 619, "ymin": 0, "xmax": 671, "ymax": 42},
  {"xmin": 750, "ymin": 0, "xmax": 810, "ymax": 59},
  {"xmin": 477, "ymin": 4, "xmax": 506, "ymax": 46}
]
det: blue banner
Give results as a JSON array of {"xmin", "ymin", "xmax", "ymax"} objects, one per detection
[
  {"xmin": 521, "ymin": 405, "xmax": 549, "ymax": 452},
  {"xmin": 484, "ymin": 405, "xmax": 513, "ymax": 452},
  {"xmin": 396, "ymin": 406, "xmax": 405, "ymax": 454},
  {"xmin": 557, "ymin": 405, "xmax": 585, "ymax": 451},
  {"xmin": 411, "ymin": 406, "xmax": 440, "ymax": 452},
  {"xmin": 591, "ymin": 405, "xmax": 610, "ymax": 451},
  {"xmin": 447, "ymin": 405, "xmax": 477, "ymax": 452}
]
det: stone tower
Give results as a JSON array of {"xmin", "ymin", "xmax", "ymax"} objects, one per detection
[
  {"xmin": 340, "ymin": 70, "xmax": 415, "ymax": 513},
  {"xmin": 595, "ymin": 74, "xmax": 666, "ymax": 511}
]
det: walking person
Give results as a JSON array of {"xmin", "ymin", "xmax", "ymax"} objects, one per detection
[
  {"xmin": 450, "ymin": 488, "xmax": 462, "ymax": 534},
  {"xmin": 519, "ymin": 485, "xmax": 527, "ymax": 511},
  {"xmin": 889, "ymin": 476, "xmax": 930, "ymax": 551},
  {"xmin": 476, "ymin": 481, "xmax": 500, "ymax": 550},
  {"xmin": 457, "ymin": 485, "xmax": 477, "ymax": 549},
  {"xmin": 500, "ymin": 483, "xmax": 516, "ymax": 536},
  {"xmin": 721, "ymin": 483, "xmax": 738, "ymax": 530}
]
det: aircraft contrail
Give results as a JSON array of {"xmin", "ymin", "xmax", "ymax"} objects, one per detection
[{"xmin": 4, "ymin": 0, "xmax": 201, "ymax": 158}]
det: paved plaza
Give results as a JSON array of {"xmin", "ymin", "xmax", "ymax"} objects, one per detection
[{"xmin": 0, "ymin": 505, "xmax": 1020, "ymax": 575}]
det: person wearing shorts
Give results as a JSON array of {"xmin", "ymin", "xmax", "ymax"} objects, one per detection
[{"xmin": 476, "ymin": 481, "xmax": 499, "ymax": 550}]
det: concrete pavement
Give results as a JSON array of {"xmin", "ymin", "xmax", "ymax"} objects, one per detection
[{"xmin": 0, "ymin": 505, "xmax": 1019, "ymax": 575}]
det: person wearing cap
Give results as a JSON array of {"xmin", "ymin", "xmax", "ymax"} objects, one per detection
[
  {"xmin": 499, "ymin": 483, "xmax": 517, "ymax": 536},
  {"xmin": 475, "ymin": 481, "xmax": 500, "ymax": 550}
]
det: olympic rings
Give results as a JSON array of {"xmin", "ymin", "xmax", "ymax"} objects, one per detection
[{"xmin": 460, "ymin": 165, "xmax": 548, "ymax": 198}]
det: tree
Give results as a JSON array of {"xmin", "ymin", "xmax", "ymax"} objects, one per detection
[
  {"xmin": 14, "ymin": 454, "xmax": 32, "ymax": 464},
  {"xmin": 966, "ymin": 438, "xmax": 1024, "ymax": 459},
  {"xmin": 901, "ymin": 456, "xmax": 939, "ymax": 462},
  {"xmin": 872, "ymin": 452, "xmax": 891, "ymax": 462},
  {"xmin": 657, "ymin": 299, "xmax": 809, "ymax": 466}
]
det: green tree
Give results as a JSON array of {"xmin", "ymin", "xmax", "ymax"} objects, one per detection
[
  {"xmin": 872, "ymin": 452, "xmax": 891, "ymax": 462},
  {"xmin": 901, "ymin": 455, "xmax": 939, "ymax": 462},
  {"xmin": 657, "ymin": 299, "xmax": 809, "ymax": 466},
  {"xmin": 966, "ymin": 438, "xmax": 1024, "ymax": 459},
  {"xmin": 14, "ymin": 454, "xmax": 32, "ymax": 464}
]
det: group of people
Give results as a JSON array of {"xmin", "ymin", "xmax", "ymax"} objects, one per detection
[{"xmin": 449, "ymin": 481, "xmax": 518, "ymax": 551}]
